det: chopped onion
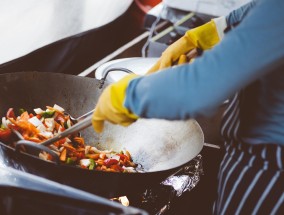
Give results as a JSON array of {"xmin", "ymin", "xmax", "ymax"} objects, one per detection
[
  {"xmin": 110, "ymin": 154, "xmax": 120, "ymax": 161},
  {"xmin": 44, "ymin": 118, "xmax": 55, "ymax": 131},
  {"xmin": 57, "ymin": 125, "xmax": 63, "ymax": 133},
  {"xmin": 39, "ymin": 152, "xmax": 49, "ymax": 161},
  {"xmin": 122, "ymin": 166, "xmax": 136, "ymax": 173},
  {"xmin": 1, "ymin": 117, "xmax": 7, "ymax": 128},
  {"xmin": 118, "ymin": 196, "xmax": 129, "ymax": 207},
  {"xmin": 49, "ymin": 144, "xmax": 59, "ymax": 152},
  {"xmin": 80, "ymin": 159, "xmax": 91, "ymax": 168},
  {"xmin": 90, "ymin": 146, "xmax": 112, "ymax": 154},
  {"xmin": 28, "ymin": 116, "xmax": 43, "ymax": 127},
  {"xmin": 85, "ymin": 145, "xmax": 91, "ymax": 154},
  {"xmin": 66, "ymin": 119, "xmax": 72, "ymax": 128},
  {"xmin": 34, "ymin": 108, "xmax": 44, "ymax": 114},
  {"xmin": 39, "ymin": 131, "xmax": 53, "ymax": 139},
  {"xmin": 53, "ymin": 104, "xmax": 65, "ymax": 112},
  {"xmin": 37, "ymin": 124, "xmax": 46, "ymax": 132}
]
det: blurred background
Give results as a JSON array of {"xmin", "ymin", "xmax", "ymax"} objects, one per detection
[{"xmin": 0, "ymin": 1, "xmax": 250, "ymax": 215}]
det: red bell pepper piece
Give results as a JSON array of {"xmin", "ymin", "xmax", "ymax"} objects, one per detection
[
  {"xmin": 110, "ymin": 164, "xmax": 123, "ymax": 172},
  {"xmin": 103, "ymin": 158, "xmax": 119, "ymax": 167},
  {"xmin": 118, "ymin": 154, "xmax": 129, "ymax": 162},
  {"xmin": 6, "ymin": 108, "xmax": 16, "ymax": 119},
  {"xmin": 0, "ymin": 128, "xmax": 12, "ymax": 143}
]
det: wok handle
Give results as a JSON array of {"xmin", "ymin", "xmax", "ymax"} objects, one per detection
[{"xmin": 15, "ymin": 140, "xmax": 60, "ymax": 164}]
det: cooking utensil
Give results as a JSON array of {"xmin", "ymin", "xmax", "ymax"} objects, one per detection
[
  {"xmin": 9, "ymin": 128, "xmax": 61, "ymax": 163},
  {"xmin": 11, "ymin": 128, "xmax": 25, "ymax": 140},
  {"xmin": 11, "ymin": 110, "xmax": 94, "ymax": 162},
  {"xmin": 16, "ymin": 114, "xmax": 93, "ymax": 149},
  {"xmin": 11, "ymin": 108, "xmax": 94, "ymax": 148},
  {"xmin": 64, "ymin": 109, "xmax": 94, "ymax": 124},
  {"xmin": 14, "ymin": 114, "xmax": 93, "ymax": 164},
  {"xmin": 0, "ymin": 71, "xmax": 204, "ymax": 198}
]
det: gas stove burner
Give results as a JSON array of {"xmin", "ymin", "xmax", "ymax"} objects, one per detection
[{"xmin": 111, "ymin": 155, "xmax": 203, "ymax": 215}]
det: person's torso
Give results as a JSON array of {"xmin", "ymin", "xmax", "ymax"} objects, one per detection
[{"xmin": 239, "ymin": 64, "xmax": 284, "ymax": 145}]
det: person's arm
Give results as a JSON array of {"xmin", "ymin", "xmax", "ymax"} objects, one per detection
[
  {"xmin": 125, "ymin": 0, "xmax": 284, "ymax": 120},
  {"xmin": 146, "ymin": 2, "xmax": 256, "ymax": 75}
]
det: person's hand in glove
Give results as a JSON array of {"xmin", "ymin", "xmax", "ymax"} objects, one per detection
[
  {"xmin": 92, "ymin": 74, "xmax": 139, "ymax": 133},
  {"xmin": 146, "ymin": 16, "xmax": 227, "ymax": 74}
]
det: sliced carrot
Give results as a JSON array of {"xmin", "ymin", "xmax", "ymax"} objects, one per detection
[
  {"xmin": 60, "ymin": 148, "xmax": 67, "ymax": 161},
  {"xmin": 85, "ymin": 153, "xmax": 100, "ymax": 160},
  {"xmin": 110, "ymin": 164, "xmax": 123, "ymax": 172},
  {"xmin": 125, "ymin": 150, "xmax": 132, "ymax": 161},
  {"xmin": 63, "ymin": 144, "xmax": 77, "ymax": 152},
  {"xmin": 24, "ymin": 136, "xmax": 42, "ymax": 143},
  {"xmin": 19, "ymin": 111, "xmax": 30, "ymax": 121},
  {"xmin": 73, "ymin": 137, "xmax": 85, "ymax": 147}
]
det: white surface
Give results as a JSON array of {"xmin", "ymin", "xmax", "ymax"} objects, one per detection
[
  {"xmin": 95, "ymin": 57, "xmax": 159, "ymax": 82},
  {"xmin": 99, "ymin": 119, "xmax": 204, "ymax": 172},
  {"xmin": 163, "ymin": 0, "xmax": 252, "ymax": 16},
  {"xmin": 0, "ymin": 0, "xmax": 133, "ymax": 64}
]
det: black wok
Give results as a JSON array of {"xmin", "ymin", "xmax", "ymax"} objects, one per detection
[{"xmin": 0, "ymin": 71, "xmax": 204, "ymax": 197}]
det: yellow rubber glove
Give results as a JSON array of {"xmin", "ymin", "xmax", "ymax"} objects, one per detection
[
  {"xmin": 92, "ymin": 74, "xmax": 139, "ymax": 133},
  {"xmin": 146, "ymin": 16, "xmax": 227, "ymax": 74},
  {"xmin": 177, "ymin": 54, "xmax": 187, "ymax": 65}
]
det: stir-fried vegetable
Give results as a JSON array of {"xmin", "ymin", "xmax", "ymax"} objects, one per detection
[
  {"xmin": 1, "ymin": 104, "xmax": 138, "ymax": 173},
  {"xmin": 0, "ymin": 127, "xmax": 12, "ymax": 143}
]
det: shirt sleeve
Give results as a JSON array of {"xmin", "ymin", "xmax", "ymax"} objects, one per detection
[
  {"xmin": 125, "ymin": 0, "xmax": 284, "ymax": 120},
  {"xmin": 226, "ymin": 0, "xmax": 256, "ymax": 26}
]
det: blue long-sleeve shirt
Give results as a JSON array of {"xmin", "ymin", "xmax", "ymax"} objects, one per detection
[{"xmin": 125, "ymin": 0, "xmax": 284, "ymax": 146}]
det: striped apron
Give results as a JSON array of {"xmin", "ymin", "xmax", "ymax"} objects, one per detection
[{"xmin": 213, "ymin": 92, "xmax": 284, "ymax": 215}]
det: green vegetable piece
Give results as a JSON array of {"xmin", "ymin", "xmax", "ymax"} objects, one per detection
[
  {"xmin": 0, "ymin": 124, "xmax": 5, "ymax": 129},
  {"xmin": 66, "ymin": 157, "xmax": 75, "ymax": 165},
  {"xmin": 42, "ymin": 110, "xmax": 55, "ymax": 118},
  {"xmin": 18, "ymin": 108, "xmax": 25, "ymax": 115},
  {"xmin": 63, "ymin": 121, "xmax": 68, "ymax": 129},
  {"xmin": 89, "ymin": 159, "xmax": 96, "ymax": 170}
]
